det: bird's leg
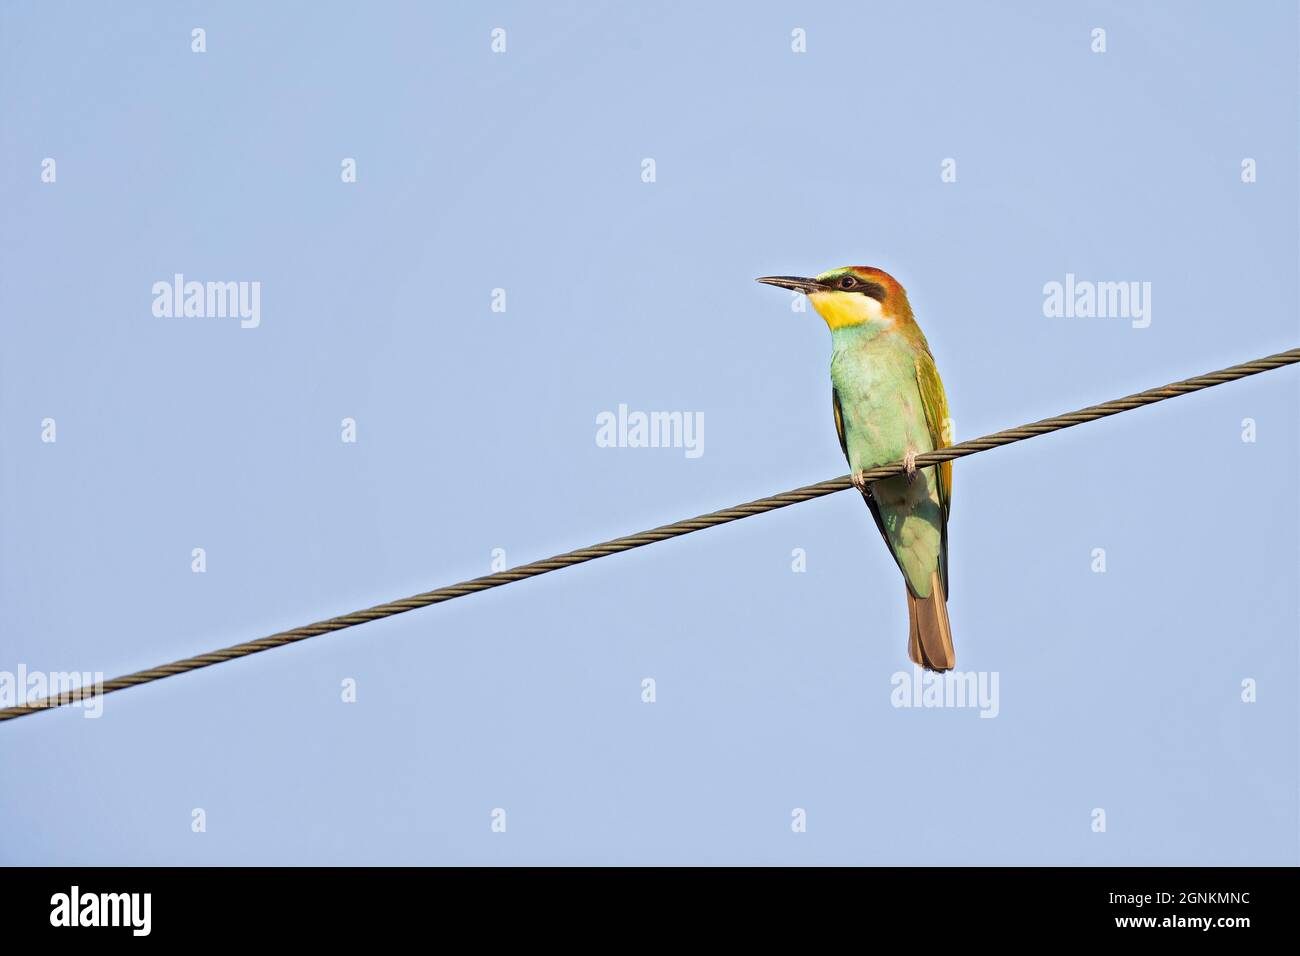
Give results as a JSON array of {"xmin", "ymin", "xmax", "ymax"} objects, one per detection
[
  {"xmin": 851, "ymin": 470, "xmax": 872, "ymax": 495},
  {"xmin": 902, "ymin": 449, "xmax": 918, "ymax": 483}
]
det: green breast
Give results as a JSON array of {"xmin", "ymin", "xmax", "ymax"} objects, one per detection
[
  {"xmin": 830, "ymin": 329, "xmax": 932, "ymax": 473},
  {"xmin": 830, "ymin": 327, "xmax": 944, "ymax": 598}
]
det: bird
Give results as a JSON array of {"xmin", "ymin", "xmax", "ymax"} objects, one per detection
[{"xmin": 757, "ymin": 266, "xmax": 955, "ymax": 671}]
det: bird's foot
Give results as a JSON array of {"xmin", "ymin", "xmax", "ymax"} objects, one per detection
[
  {"xmin": 903, "ymin": 449, "xmax": 918, "ymax": 483},
  {"xmin": 851, "ymin": 469, "xmax": 872, "ymax": 495}
]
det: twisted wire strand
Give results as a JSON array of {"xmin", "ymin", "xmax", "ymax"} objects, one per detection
[{"xmin": 3, "ymin": 347, "xmax": 1297, "ymax": 723}]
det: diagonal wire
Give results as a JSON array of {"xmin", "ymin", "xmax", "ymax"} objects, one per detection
[{"xmin": 3, "ymin": 347, "xmax": 1297, "ymax": 723}]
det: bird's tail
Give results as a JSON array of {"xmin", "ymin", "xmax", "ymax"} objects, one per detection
[{"xmin": 906, "ymin": 570, "xmax": 955, "ymax": 672}]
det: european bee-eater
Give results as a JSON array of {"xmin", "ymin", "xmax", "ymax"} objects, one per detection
[{"xmin": 758, "ymin": 267, "xmax": 955, "ymax": 671}]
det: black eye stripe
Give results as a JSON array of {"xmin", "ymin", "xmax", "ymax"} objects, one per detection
[
  {"xmin": 859, "ymin": 281, "xmax": 886, "ymax": 302},
  {"xmin": 828, "ymin": 277, "xmax": 887, "ymax": 301}
]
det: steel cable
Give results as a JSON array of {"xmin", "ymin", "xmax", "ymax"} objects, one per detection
[{"xmin": 3, "ymin": 347, "xmax": 1296, "ymax": 722}]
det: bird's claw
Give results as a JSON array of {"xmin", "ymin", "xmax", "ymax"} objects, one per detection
[
  {"xmin": 851, "ymin": 470, "xmax": 871, "ymax": 494},
  {"xmin": 903, "ymin": 450, "xmax": 918, "ymax": 483}
]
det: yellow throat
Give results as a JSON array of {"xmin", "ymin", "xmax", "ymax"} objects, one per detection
[{"xmin": 808, "ymin": 290, "xmax": 890, "ymax": 331}]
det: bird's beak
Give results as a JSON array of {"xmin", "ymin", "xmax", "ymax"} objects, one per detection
[{"xmin": 756, "ymin": 275, "xmax": 820, "ymax": 295}]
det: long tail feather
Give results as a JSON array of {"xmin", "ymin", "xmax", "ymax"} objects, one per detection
[{"xmin": 906, "ymin": 570, "xmax": 955, "ymax": 671}]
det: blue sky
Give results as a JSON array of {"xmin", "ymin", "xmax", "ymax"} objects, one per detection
[{"xmin": 1, "ymin": 1, "xmax": 1296, "ymax": 864}]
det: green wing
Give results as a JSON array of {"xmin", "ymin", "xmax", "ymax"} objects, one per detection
[
  {"xmin": 831, "ymin": 386, "xmax": 849, "ymax": 459},
  {"xmin": 913, "ymin": 350, "xmax": 952, "ymax": 594}
]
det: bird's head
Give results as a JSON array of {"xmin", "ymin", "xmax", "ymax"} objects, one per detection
[{"xmin": 757, "ymin": 266, "xmax": 912, "ymax": 331}]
